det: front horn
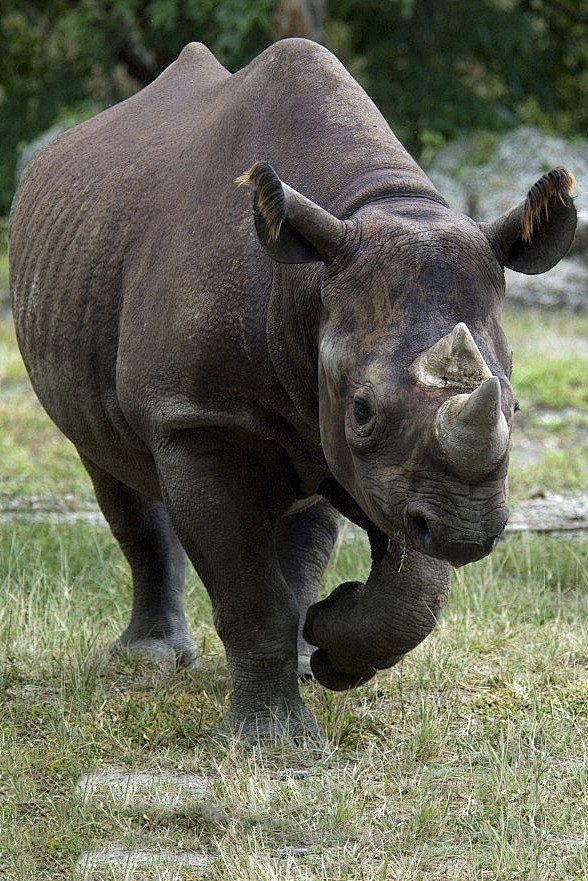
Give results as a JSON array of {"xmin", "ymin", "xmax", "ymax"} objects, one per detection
[{"xmin": 435, "ymin": 377, "xmax": 509, "ymax": 480}]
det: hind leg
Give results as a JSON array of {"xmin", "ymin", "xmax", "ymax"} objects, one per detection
[
  {"xmin": 82, "ymin": 458, "xmax": 198, "ymax": 666},
  {"xmin": 276, "ymin": 499, "xmax": 340, "ymax": 677}
]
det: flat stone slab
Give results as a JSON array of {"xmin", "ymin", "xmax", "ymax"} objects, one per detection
[
  {"xmin": 0, "ymin": 495, "xmax": 107, "ymax": 526},
  {"xmin": 76, "ymin": 769, "xmax": 313, "ymax": 877},
  {"xmin": 77, "ymin": 772, "xmax": 213, "ymax": 877},
  {"xmin": 78, "ymin": 770, "xmax": 211, "ymax": 805},
  {"xmin": 507, "ymin": 492, "xmax": 588, "ymax": 533},
  {"xmin": 77, "ymin": 848, "xmax": 211, "ymax": 877},
  {"xmin": 6, "ymin": 492, "xmax": 588, "ymax": 534}
]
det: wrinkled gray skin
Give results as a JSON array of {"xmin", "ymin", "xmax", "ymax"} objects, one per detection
[{"xmin": 9, "ymin": 40, "xmax": 576, "ymax": 739}]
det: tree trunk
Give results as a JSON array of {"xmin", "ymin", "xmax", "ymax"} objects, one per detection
[{"xmin": 272, "ymin": 0, "xmax": 326, "ymax": 42}]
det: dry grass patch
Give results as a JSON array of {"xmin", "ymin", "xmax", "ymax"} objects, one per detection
[{"xmin": 2, "ymin": 523, "xmax": 588, "ymax": 879}]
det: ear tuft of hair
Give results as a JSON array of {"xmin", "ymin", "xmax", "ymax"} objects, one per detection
[
  {"xmin": 522, "ymin": 167, "xmax": 575, "ymax": 243},
  {"xmin": 236, "ymin": 162, "xmax": 286, "ymax": 242}
]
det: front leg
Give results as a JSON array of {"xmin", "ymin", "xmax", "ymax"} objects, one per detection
[{"xmin": 155, "ymin": 433, "xmax": 319, "ymax": 740}]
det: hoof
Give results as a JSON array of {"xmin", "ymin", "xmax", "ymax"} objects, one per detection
[
  {"xmin": 303, "ymin": 581, "xmax": 364, "ymax": 646},
  {"xmin": 217, "ymin": 703, "xmax": 323, "ymax": 744},
  {"xmin": 310, "ymin": 649, "xmax": 375, "ymax": 692},
  {"xmin": 110, "ymin": 635, "xmax": 201, "ymax": 669}
]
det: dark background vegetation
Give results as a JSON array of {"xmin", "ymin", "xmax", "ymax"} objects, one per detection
[{"xmin": 0, "ymin": 0, "xmax": 587, "ymax": 216}]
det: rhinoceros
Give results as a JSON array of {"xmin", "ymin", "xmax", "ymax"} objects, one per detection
[{"xmin": 9, "ymin": 39, "xmax": 576, "ymax": 738}]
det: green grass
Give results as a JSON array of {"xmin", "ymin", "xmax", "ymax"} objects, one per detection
[
  {"xmin": 2, "ymin": 304, "xmax": 588, "ymax": 878},
  {"xmin": 503, "ymin": 305, "xmax": 588, "ymax": 498},
  {"xmin": 514, "ymin": 355, "xmax": 588, "ymax": 411},
  {"xmin": 2, "ymin": 524, "xmax": 588, "ymax": 879},
  {"xmin": 504, "ymin": 306, "xmax": 588, "ymax": 414}
]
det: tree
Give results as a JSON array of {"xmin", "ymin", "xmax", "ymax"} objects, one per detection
[
  {"xmin": 0, "ymin": 0, "xmax": 275, "ymax": 214},
  {"xmin": 327, "ymin": 0, "xmax": 588, "ymax": 159}
]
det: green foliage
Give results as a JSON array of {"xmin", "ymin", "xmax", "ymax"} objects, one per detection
[
  {"xmin": 2, "ymin": 0, "xmax": 587, "ymax": 212},
  {"xmin": 0, "ymin": 0, "xmax": 273, "ymax": 214},
  {"xmin": 328, "ymin": 0, "xmax": 588, "ymax": 161},
  {"xmin": 1, "ymin": 2, "xmax": 588, "ymax": 229}
]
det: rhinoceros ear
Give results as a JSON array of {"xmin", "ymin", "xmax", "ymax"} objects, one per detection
[
  {"xmin": 481, "ymin": 168, "xmax": 576, "ymax": 274},
  {"xmin": 237, "ymin": 162, "xmax": 350, "ymax": 264}
]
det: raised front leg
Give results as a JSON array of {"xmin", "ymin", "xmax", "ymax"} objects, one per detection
[
  {"xmin": 154, "ymin": 434, "xmax": 318, "ymax": 740},
  {"xmin": 276, "ymin": 499, "xmax": 340, "ymax": 677},
  {"xmin": 304, "ymin": 538, "xmax": 451, "ymax": 690},
  {"xmin": 82, "ymin": 458, "xmax": 198, "ymax": 666}
]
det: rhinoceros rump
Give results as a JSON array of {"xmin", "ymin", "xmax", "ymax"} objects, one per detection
[{"xmin": 9, "ymin": 40, "xmax": 576, "ymax": 738}]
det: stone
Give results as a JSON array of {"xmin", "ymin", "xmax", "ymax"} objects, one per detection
[
  {"xmin": 77, "ymin": 848, "xmax": 211, "ymax": 877},
  {"xmin": 77, "ymin": 769, "xmax": 211, "ymax": 805},
  {"xmin": 428, "ymin": 126, "xmax": 588, "ymax": 222},
  {"xmin": 504, "ymin": 258, "xmax": 588, "ymax": 312},
  {"xmin": 426, "ymin": 126, "xmax": 588, "ymax": 310},
  {"xmin": 507, "ymin": 492, "xmax": 588, "ymax": 533}
]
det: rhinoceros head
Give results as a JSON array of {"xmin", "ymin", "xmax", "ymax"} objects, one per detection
[{"xmin": 239, "ymin": 162, "xmax": 576, "ymax": 568}]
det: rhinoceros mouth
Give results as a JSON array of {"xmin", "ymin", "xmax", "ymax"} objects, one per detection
[
  {"xmin": 401, "ymin": 500, "xmax": 509, "ymax": 567},
  {"xmin": 362, "ymin": 491, "xmax": 509, "ymax": 567},
  {"xmin": 320, "ymin": 476, "xmax": 508, "ymax": 568}
]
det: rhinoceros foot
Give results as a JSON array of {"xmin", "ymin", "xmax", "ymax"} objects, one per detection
[
  {"xmin": 310, "ymin": 648, "xmax": 376, "ymax": 691},
  {"xmin": 110, "ymin": 630, "xmax": 201, "ymax": 669},
  {"xmin": 217, "ymin": 700, "xmax": 323, "ymax": 744},
  {"xmin": 304, "ymin": 581, "xmax": 378, "ymax": 690}
]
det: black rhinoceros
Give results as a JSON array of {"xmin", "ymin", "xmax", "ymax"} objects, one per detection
[{"xmin": 9, "ymin": 39, "xmax": 576, "ymax": 738}]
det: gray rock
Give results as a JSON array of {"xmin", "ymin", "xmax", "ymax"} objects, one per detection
[
  {"xmin": 505, "ymin": 258, "xmax": 588, "ymax": 311},
  {"xmin": 426, "ymin": 126, "xmax": 588, "ymax": 310},
  {"xmin": 571, "ymin": 208, "xmax": 588, "ymax": 257},
  {"xmin": 427, "ymin": 169, "xmax": 470, "ymax": 214},
  {"xmin": 427, "ymin": 125, "xmax": 588, "ymax": 223},
  {"xmin": 16, "ymin": 124, "xmax": 70, "ymax": 185}
]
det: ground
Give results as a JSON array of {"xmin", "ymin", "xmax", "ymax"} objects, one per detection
[{"xmin": 2, "ymin": 253, "xmax": 588, "ymax": 879}]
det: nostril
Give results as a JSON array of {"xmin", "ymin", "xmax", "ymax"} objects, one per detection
[{"xmin": 412, "ymin": 514, "xmax": 431, "ymax": 548}]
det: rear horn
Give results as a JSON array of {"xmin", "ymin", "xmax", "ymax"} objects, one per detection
[{"xmin": 410, "ymin": 322, "xmax": 492, "ymax": 390}]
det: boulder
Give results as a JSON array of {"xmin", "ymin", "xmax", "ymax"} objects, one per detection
[{"xmin": 426, "ymin": 127, "xmax": 588, "ymax": 310}]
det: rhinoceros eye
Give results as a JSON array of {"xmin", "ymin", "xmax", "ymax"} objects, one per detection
[
  {"xmin": 353, "ymin": 396, "xmax": 373, "ymax": 426},
  {"xmin": 349, "ymin": 390, "xmax": 379, "ymax": 445}
]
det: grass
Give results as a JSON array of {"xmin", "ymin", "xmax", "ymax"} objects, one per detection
[
  {"xmin": 0, "ymin": 318, "xmax": 94, "ymax": 506},
  {"xmin": 2, "ymin": 302, "xmax": 588, "ymax": 878},
  {"xmin": 502, "ymin": 305, "xmax": 588, "ymax": 498},
  {"xmin": 2, "ymin": 525, "xmax": 588, "ymax": 879},
  {"xmin": 505, "ymin": 308, "xmax": 588, "ymax": 412}
]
